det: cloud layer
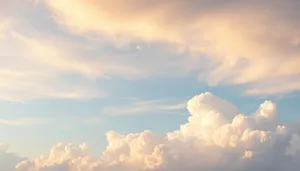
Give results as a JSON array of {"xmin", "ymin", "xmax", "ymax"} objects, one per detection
[
  {"xmin": 2, "ymin": 92, "xmax": 300, "ymax": 171},
  {"xmin": 43, "ymin": 0, "xmax": 300, "ymax": 95},
  {"xmin": 0, "ymin": 0, "xmax": 300, "ymax": 101},
  {"xmin": 0, "ymin": 0, "xmax": 190, "ymax": 101}
]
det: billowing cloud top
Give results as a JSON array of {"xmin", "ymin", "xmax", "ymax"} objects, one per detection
[{"xmin": 2, "ymin": 92, "xmax": 300, "ymax": 171}]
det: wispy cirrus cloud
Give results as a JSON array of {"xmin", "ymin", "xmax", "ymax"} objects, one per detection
[
  {"xmin": 102, "ymin": 99, "xmax": 186, "ymax": 116},
  {"xmin": 0, "ymin": 2, "xmax": 110, "ymax": 101},
  {"xmin": 72, "ymin": 116, "xmax": 103, "ymax": 125},
  {"xmin": 0, "ymin": 117, "xmax": 52, "ymax": 126},
  {"xmin": 0, "ymin": 1, "xmax": 190, "ymax": 101},
  {"xmin": 0, "ymin": 116, "xmax": 104, "ymax": 127}
]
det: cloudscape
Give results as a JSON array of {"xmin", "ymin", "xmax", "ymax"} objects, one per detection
[{"xmin": 1, "ymin": 0, "xmax": 300, "ymax": 171}]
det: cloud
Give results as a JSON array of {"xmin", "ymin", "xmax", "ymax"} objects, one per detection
[
  {"xmin": 0, "ymin": 22, "xmax": 6, "ymax": 38},
  {"xmin": 0, "ymin": 117, "xmax": 52, "ymax": 126},
  {"xmin": 0, "ymin": 0, "xmax": 190, "ymax": 101},
  {"xmin": 43, "ymin": 0, "xmax": 300, "ymax": 95},
  {"xmin": 102, "ymin": 99, "xmax": 186, "ymax": 115},
  {"xmin": 3, "ymin": 0, "xmax": 299, "ymax": 100},
  {"xmin": 1, "ymin": 32, "xmax": 109, "ymax": 101},
  {"xmin": 285, "ymin": 134, "xmax": 300, "ymax": 155},
  {"xmin": 0, "ymin": 143, "xmax": 24, "ymax": 171},
  {"xmin": 0, "ymin": 65, "xmax": 107, "ymax": 101},
  {"xmin": 0, "ymin": 1, "xmax": 110, "ymax": 101},
  {"xmin": 73, "ymin": 116, "xmax": 103, "ymax": 125},
  {"xmin": 9, "ymin": 32, "xmax": 145, "ymax": 79},
  {"xmin": 0, "ymin": 142, "xmax": 9, "ymax": 151},
  {"xmin": 2, "ymin": 92, "xmax": 300, "ymax": 171}
]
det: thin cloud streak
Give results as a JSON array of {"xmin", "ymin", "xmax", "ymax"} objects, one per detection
[
  {"xmin": 102, "ymin": 99, "xmax": 186, "ymax": 116},
  {"xmin": 0, "ymin": 117, "xmax": 52, "ymax": 126}
]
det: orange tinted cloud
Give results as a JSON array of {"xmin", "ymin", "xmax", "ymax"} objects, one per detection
[{"xmin": 44, "ymin": 0, "xmax": 300, "ymax": 95}]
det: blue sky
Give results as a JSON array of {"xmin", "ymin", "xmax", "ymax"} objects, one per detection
[{"xmin": 0, "ymin": 0, "xmax": 300, "ymax": 166}]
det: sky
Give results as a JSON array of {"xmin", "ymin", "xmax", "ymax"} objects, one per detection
[{"xmin": 1, "ymin": 0, "xmax": 300, "ymax": 171}]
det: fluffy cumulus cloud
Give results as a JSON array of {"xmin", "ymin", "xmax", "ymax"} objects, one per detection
[
  {"xmin": 2, "ymin": 92, "xmax": 300, "ymax": 171},
  {"xmin": 43, "ymin": 0, "xmax": 300, "ymax": 95}
]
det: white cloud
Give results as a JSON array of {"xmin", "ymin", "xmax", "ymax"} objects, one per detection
[
  {"xmin": 102, "ymin": 99, "xmax": 186, "ymax": 115},
  {"xmin": 286, "ymin": 134, "xmax": 300, "ymax": 155},
  {"xmin": 0, "ymin": 1, "xmax": 189, "ymax": 101},
  {"xmin": 0, "ymin": 143, "xmax": 24, "ymax": 171},
  {"xmin": 1, "ymin": 92, "xmax": 300, "ymax": 171},
  {"xmin": 43, "ymin": 0, "xmax": 300, "ymax": 95},
  {"xmin": 0, "ymin": 64, "xmax": 107, "ymax": 101},
  {"xmin": 0, "ymin": 22, "xmax": 6, "ymax": 38},
  {"xmin": 0, "ymin": 3, "xmax": 110, "ymax": 101},
  {"xmin": 9, "ymin": 32, "xmax": 144, "ymax": 79},
  {"xmin": 0, "ymin": 117, "xmax": 52, "ymax": 126},
  {"xmin": 0, "ymin": 142, "xmax": 9, "ymax": 152},
  {"xmin": 2, "ymin": 0, "xmax": 299, "ymax": 100},
  {"xmin": 73, "ymin": 116, "xmax": 103, "ymax": 125}
]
